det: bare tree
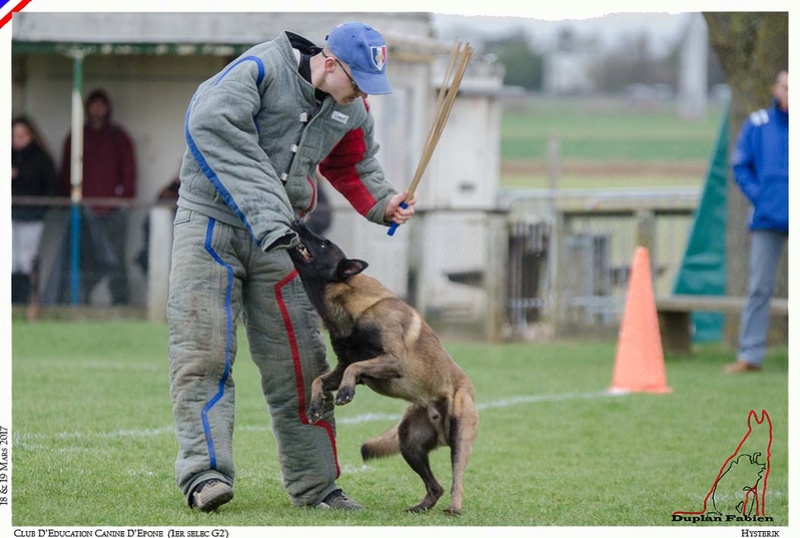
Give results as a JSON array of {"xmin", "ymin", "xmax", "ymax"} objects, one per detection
[{"xmin": 703, "ymin": 12, "xmax": 788, "ymax": 347}]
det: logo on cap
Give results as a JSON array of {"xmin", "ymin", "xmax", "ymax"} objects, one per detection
[{"xmin": 371, "ymin": 45, "xmax": 387, "ymax": 71}]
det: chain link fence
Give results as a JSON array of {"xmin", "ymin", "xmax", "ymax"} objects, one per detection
[
  {"xmin": 11, "ymin": 196, "xmax": 173, "ymax": 319},
  {"xmin": 406, "ymin": 188, "xmax": 699, "ymax": 341},
  {"xmin": 13, "ymin": 189, "xmax": 699, "ymax": 340}
]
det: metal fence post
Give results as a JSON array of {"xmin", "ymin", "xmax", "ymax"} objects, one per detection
[
  {"xmin": 68, "ymin": 49, "xmax": 85, "ymax": 305},
  {"xmin": 551, "ymin": 209, "xmax": 570, "ymax": 335}
]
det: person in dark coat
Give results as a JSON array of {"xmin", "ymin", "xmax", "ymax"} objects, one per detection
[
  {"xmin": 59, "ymin": 88, "xmax": 137, "ymax": 304},
  {"xmin": 11, "ymin": 115, "xmax": 59, "ymax": 304}
]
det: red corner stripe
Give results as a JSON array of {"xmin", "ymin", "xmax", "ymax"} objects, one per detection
[
  {"xmin": 275, "ymin": 269, "xmax": 340, "ymax": 478},
  {"xmin": 0, "ymin": 0, "xmax": 34, "ymax": 29}
]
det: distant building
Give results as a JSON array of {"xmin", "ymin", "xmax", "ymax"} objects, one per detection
[
  {"xmin": 677, "ymin": 12, "xmax": 709, "ymax": 119},
  {"xmin": 543, "ymin": 27, "xmax": 600, "ymax": 96},
  {"xmin": 12, "ymin": 12, "xmax": 504, "ymax": 319}
]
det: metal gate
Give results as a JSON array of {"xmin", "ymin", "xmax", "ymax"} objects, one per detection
[{"xmin": 507, "ymin": 220, "xmax": 550, "ymax": 332}]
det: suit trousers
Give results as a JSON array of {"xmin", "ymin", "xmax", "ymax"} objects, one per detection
[{"xmin": 168, "ymin": 207, "xmax": 339, "ymax": 506}]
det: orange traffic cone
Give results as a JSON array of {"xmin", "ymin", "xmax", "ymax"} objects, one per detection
[{"xmin": 609, "ymin": 246, "xmax": 672, "ymax": 394}]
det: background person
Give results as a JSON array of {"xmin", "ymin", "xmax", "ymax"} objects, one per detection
[
  {"xmin": 168, "ymin": 21, "xmax": 415, "ymax": 513},
  {"xmin": 11, "ymin": 115, "xmax": 59, "ymax": 305},
  {"xmin": 725, "ymin": 70, "xmax": 789, "ymax": 373},
  {"xmin": 59, "ymin": 88, "xmax": 137, "ymax": 305}
]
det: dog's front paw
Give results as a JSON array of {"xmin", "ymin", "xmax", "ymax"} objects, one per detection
[
  {"xmin": 443, "ymin": 506, "xmax": 461, "ymax": 517},
  {"xmin": 307, "ymin": 397, "xmax": 324, "ymax": 423},
  {"xmin": 335, "ymin": 385, "xmax": 355, "ymax": 406}
]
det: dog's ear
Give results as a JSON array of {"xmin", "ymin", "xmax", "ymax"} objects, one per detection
[{"xmin": 336, "ymin": 259, "xmax": 368, "ymax": 280}]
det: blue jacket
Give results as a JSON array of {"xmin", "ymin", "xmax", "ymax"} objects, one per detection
[{"xmin": 731, "ymin": 99, "xmax": 789, "ymax": 233}]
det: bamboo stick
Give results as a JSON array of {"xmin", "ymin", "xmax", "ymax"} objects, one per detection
[
  {"xmin": 406, "ymin": 41, "xmax": 474, "ymax": 198},
  {"xmin": 387, "ymin": 40, "xmax": 474, "ymax": 236}
]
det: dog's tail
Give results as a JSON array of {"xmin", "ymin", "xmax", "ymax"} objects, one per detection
[{"xmin": 361, "ymin": 423, "xmax": 401, "ymax": 461}]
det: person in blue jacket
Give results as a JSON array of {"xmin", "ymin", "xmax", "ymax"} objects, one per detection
[{"xmin": 725, "ymin": 70, "xmax": 788, "ymax": 373}]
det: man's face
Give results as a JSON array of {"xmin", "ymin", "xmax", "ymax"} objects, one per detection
[
  {"xmin": 325, "ymin": 54, "xmax": 366, "ymax": 105},
  {"xmin": 87, "ymin": 98, "xmax": 110, "ymax": 127},
  {"xmin": 773, "ymin": 71, "xmax": 788, "ymax": 111}
]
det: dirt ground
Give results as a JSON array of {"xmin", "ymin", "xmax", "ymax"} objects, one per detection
[{"xmin": 502, "ymin": 159, "xmax": 707, "ymax": 177}]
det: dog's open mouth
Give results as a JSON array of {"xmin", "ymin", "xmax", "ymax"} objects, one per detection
[{"xmin": 295, "ymin": 242, "xmax": 313, "ymax": 263}]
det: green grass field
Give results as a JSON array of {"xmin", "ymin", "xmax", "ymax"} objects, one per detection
[
  {"xmin": 500, "ymin": 97, "xmax": 727, "ymax": 189},
  {"xmin": 10, "ymin": 320, "xmax": 788, "ymax": 528},
  {"xmin": 501, "ymin": 97, "xmax": 726, "ymax": 161}
]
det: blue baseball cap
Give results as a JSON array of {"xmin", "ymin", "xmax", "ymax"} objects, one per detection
[{"xmin": 326, "ymin": 22, "xmax": 393, "ymax": 95}]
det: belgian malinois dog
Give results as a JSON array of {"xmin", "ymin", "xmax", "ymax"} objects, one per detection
[{"xmin": 288, "ymin": 219, "xmax": 478, "ymax": 515}]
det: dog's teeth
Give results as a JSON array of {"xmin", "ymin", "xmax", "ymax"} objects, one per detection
[{"xmin": 296, "ymin": 244, "xmax": 312, "ymax": 262}]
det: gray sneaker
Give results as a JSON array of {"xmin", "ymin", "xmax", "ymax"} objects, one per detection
[
  {"xmin": 190, "ymin": 479, "xmax": 234, "ymax": 512},
  {"xmin": 316, "ymin": 489, "xmax": 364, "ymax": 510}
]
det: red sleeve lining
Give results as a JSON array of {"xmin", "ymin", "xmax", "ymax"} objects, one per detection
[{"xmin": 319, "ymin": 125, "xmax": 376, "ymax": 216}]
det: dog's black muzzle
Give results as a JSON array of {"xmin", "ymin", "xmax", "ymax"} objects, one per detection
[{"xmin": 289, "ymin": 220, "xmax": 313, "ymax": 264}]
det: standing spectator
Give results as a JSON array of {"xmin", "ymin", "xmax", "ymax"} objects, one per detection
[
  {"xmin": 11, "ymin": 116, "xmax": 59, "ymax": 304},
  {"xmin": 168, "ymin": 21, "xmax": 415, "ymax": 513},
  {"xmin": 725, "ymin": 70, "xmax": 789, "ymax": 373},
  {"xmin": 60, "ymin": 88, "xmax": 137, "ymax": 305}
]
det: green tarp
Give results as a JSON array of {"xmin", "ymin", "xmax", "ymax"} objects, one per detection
[{"xmin": 672, "ymin": 105, "xmax": 730, "ymax": 342}]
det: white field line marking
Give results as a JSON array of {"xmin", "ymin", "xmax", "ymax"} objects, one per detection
[
  {"xmin": 14, "ymin": 390, "xmax": 619, "ymax": 446},
  {"xmin": 339, "ymin": 412, "xmax": 404, "ymax": 424},
  {"xmin": 340, "ymin": 463, "xmax": 375, "ymax": 474},
  {"xmin": 477, "ymin": 391, "xmax": 618, "ymax": 410},
  {"xmin": 14, "ymin": 425, "xmax": 175, "ymax": 443},
  {"xmin": 16, "ymin": 359, "xmax": 164, "ymax": 371}
]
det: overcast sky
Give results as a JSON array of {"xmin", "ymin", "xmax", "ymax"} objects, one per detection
[{"xmin": 431, "ymin": 12, "xmax": 694, "ymax": 55}]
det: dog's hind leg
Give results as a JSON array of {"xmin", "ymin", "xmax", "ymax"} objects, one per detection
[
  {"xmin": 443, "ymin": 386, "xmax": 479, "ymax": 516},
  {"xmin": 398, "ymin": 405, "xmax": 444, "ymax": 513}
]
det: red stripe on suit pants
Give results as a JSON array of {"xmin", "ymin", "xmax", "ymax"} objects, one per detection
[{"xmin": 275, "ymin": 269, "xmax": 340, "ymax": 478}]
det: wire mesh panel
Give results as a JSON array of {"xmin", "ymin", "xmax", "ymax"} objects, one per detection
[
  {"xmin": 552, "ymin": 209, "xmax": 694, "ymax": 338},
  {"xmin": 506, "ymin": 220, "xmax": 550, "ymax": 333},
  {"xmin": 14, "ymin": 190, "xmax": 697, "ymax": 337},
  {"xmin": 12, "ymin": 197, "xmax": 174, "ymax": 317}
]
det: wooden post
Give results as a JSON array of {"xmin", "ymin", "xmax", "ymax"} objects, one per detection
[
  {"xmin": 407, "ymin": 211, "xmax": 427, "ymax": 315},
  {"xmin": 636, "ymin": 209, "xmax": 656, "ymax": 252},
  {"xmin": 551, "ymin": 210, "xmax": 570, "ymax": 336},
  {"xmin": 147, "ymin": 205, "xmax": 174, "ymax": 323},
  {"xmin": 547, "ymin": 132, "xmax": 561, "ymax": 192},
  {"xmin": 485, "ymin": 212, "xmax": 508, "ymax": 341}
]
